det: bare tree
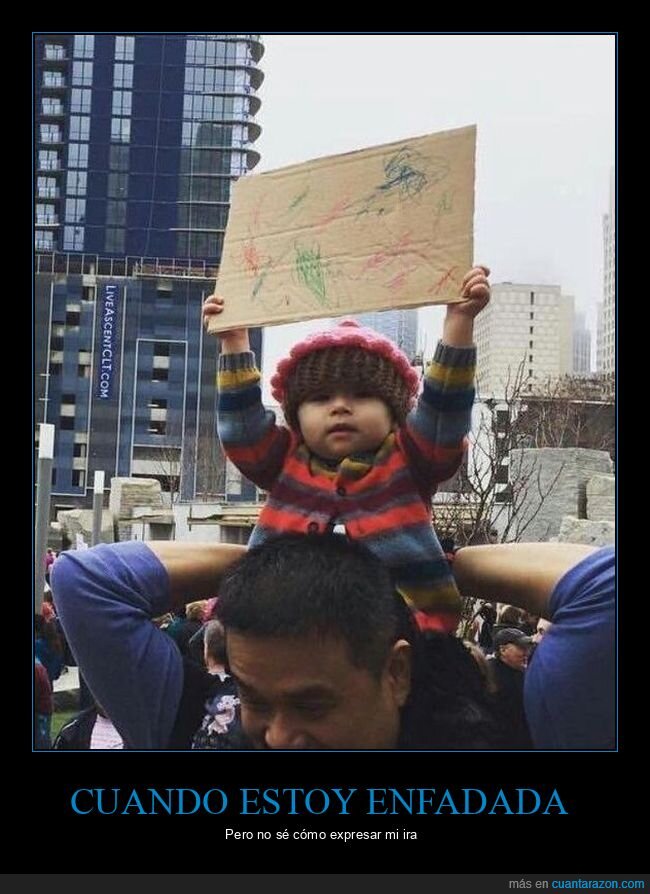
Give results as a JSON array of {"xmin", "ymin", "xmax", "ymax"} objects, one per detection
[
  {"xmin": 516, "ymin": 373, "xmax": 615, "ymax": 461},
  {"xmin": 193, "ymin": 434, "xmax": 227, "ymax": 502},
  {"xmin": 434, "ymin": 357, "xmax": 565, "ymax": 552}
]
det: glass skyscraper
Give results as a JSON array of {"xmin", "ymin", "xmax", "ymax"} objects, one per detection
[
  {"xmin": 355, "ymin": 308, "xmax": 419, "ymax": 362},
  {"xmin": 34, "ymin": 33, "xmax": 264, "ymax": 508}
]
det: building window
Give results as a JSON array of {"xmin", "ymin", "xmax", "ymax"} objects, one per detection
[
  {"xmin": 82, "ymin": 285, "xmax": 96, "ymax": 303},
  {"xmin": 109, "ymin": 145, "xmax": 130, "ymax": 171},
  {"xmin": 50, "ymin": 336, "xmax": 64, "ymax": 352},
  {"xmin": 72, "ymin": 60, "xmax": 93, "ymax": 86},
  {"xmin": 528, "ymin": 369, "xmax": 533, "ymax": 378},
  {"xmin": 42, "ymin": 97, "xmax": 63, "ymax": 116},
  {"xmin": 152, "ymin": 367, "xmax": 169, "ymax": 382},
  {"xmin": 111, "ymin": 117, "xmax": 131, "ymax": 143},
  {"xmin": 36, "ymin": 203, "xmax": 56, "ymax": 225},
  {"xmin": 43, "ymin": 70, "xmax": 65, "ymax": 88},
  {"xmin": 149, "ymin": 398, "xmax": 167, "ymax": 410},
  {"xmin": 73, "ymin": 443, "xmax": 87, "ymax": 458},
  {"xmin": 37, "ymin": 177, "xmax": 58, "ymax": 199},
  {"xmin": 67, "ymin": 171, "xmax": 88, "ymax": 196},
  {"xmin": 112, "ymin": 90, "xmax": 132, "ymax": 117},
  {"xmin": 70, "ymin": 88, "xmax": 92, "ymax": 114},
  {"xmin": 65, "ymin": 198, "xmax": 86, "ymax": 223},
  {"xmin": 108, "ymin": 172, "xmax": 128, "ymax": 198},
  {"xmin": 530, "ymin": 293, "xmax": 535, "ymax": 305},
  {"xmin": 66, "ymin": 310, "xmax": 81, "ymax": 327},
  {"xmin": 60, "ymin": 417, "xmax": 75, "ymax": 431},
  {"xmin": 148, "ymin": 420, "xmax": 167, "ymax": 435},
  {"xmin": 106, "ymin": 201, "xmax": 126, "ymax": 226},
  {"xmin": 115, "ymin": 35, "xmax": 135, "ymax": 61},
  {"xmin": 51, "ymin": 469, "xmax": 58, "ymax": 487},
  {"xmin": 529, "ymin": 354, "xmax": 533, "ymax": 363},
  {"xmin": 529, "ymin": 326, "xmax": 534, "ymax": 335},
  {"xmin": 69, "ymin": 116, "xmax": 91, "ymax": 141},
  {"xmin": 68, "ymin": 143, "xmax": 89, "ymax": 168},
  {"xmin": 113, "ymin": 62, "xmax": 134, "ymax": 89},
  {"xmin": 38, "ymin": 150, "xmax": 60, "ymax": 171},
  {"xmin": 49, "ymin": 361, "xmax": 62, "ymax": 376},
  {"xmin": 153, "ymin": 342, "xmax": 170, "ymax": 356},
  {"xmin": 77, "ymin": 364, "xmax": 90, "ymax": 378},
  {"xmin": 44, "ymin": 44, "xmax": 66, "ymax": 61},
  {"xmin": 105, "ymin": 228, "xmax": 125, "ymax": 253},
  {"xmin": 71, "ymin": 469, "xmax": 86, "ymax": 488},
  {"xmin": 73, "ymin": 35, "xmax": 95, "ymax": 59},
  {"xmin": 63, "ymin": 226, "xmax": 84, "ymax": 251},
  {"xmin": 529, "ymin": 340, "xmax": 533, "ymax": 349},
  {"xmin": 40, "ymin": 123, "xmax": 61, "ymax": 144}
]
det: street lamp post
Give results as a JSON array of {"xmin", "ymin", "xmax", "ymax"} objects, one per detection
[
  {"xmin": 91, "ymin": 470, "xmax": 105, "ymax": 546},
  {"xmin": 35, "ymin": 423, "xmax": 55, "ymax": 611}
]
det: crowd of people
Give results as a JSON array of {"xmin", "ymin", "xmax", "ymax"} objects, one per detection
[{"xmin": 37, "ymin": 265, "xmax": 615, "ymax": 751}]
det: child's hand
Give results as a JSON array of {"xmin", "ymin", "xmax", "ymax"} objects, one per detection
[
  {"xmin": 202, "ymin": 294, "xmax": 250, "ymax": 353},
  {"xmin": 447, "ymin": 266, "xmax": 491, "ymax": 318}
]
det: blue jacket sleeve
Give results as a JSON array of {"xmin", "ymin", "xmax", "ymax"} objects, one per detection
[
  {"xmin": 51, "ymin": 542, "xmax": 184, "ymax": 750},
  {"xmin": 524, "ymin": 546, "xmax": 615, "ymax": 749}
]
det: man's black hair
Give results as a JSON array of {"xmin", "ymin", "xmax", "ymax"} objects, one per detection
[
  {"xmin": 216, "ymin": 533, "xmax": 400, "ymax": 676},
  {"xmin": 217, "ymin": 533, "xmax": 500, "ymax": 749}
]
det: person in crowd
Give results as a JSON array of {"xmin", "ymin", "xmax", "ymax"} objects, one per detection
[
  {"xmin": 191, "ymin": 619, "xmax": 248, "ymax": 750},
  {"xmin": 203, "ymin": 265, "xmax": 490, "ymax": 632},
  {"xmin": 52, "ymin": 534, "xmax": 614, "ymax": 750},
  {"xmin": 44, "ymin": 548, "xmax": 57, "ymax": 585},
  {"xmin": 486, "ymin": 627, "xmax": 534, "ymax": 749},
  {"xmin": 164, "ymin": 600, "xmax": 207, "ymax": 659},
  {"xmin": 34, "ymin": 658, "xmax": 53, "ymax": 750},
  {"xmin": 34, "ymin": 614, "xmax": 65, "ymax": 684},
  {"xmin": 53, "ymin": 703, "xmax": 124, "ymax": 750}
]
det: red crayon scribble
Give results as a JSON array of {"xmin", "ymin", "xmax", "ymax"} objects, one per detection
[
  {"xmin": 387, "ymin": 272, "xmax": 408, "ymax": 292},
  {"xmin": 242, "ymin": 240, "xmax": 262, "ymax": 276},
  {"xmin": 315, "ymin": 196, "xmax": 351, "ymax": 228},
  {"xmin": 360, "ymin": 232, "xmax": 413, "ymax": 274},
  {"xmin": 430, "ymin": 266, "xmax": 459, "ymax": 296}
]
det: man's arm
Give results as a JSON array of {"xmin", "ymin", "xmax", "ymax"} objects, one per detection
[
  {"xmin": 146, "ymin": 541, "xmax": 245, "ymax": 610},
  {"xmin": 51, "ymin": 541, "xmax": 244, "ymax": 748},
  {"xmin": 452, "ymin": 542, "xmax": 597, "ymax": 618}
]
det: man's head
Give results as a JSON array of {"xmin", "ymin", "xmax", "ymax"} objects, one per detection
[
  {"xmin": 493, "ymin": 627, "xmax": 533, "ymax": 671},
  {"xmin": 203, "ymin": 619, "xmax": 228, "ymax": 674},
  {"xmin": 215, "ymin": 534, "xmax": 412, "ymax": 749}
]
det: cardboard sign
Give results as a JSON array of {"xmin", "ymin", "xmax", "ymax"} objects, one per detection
[{"xmin": 209, "ymin": 124, "xmax": 476, "ymax": 332}]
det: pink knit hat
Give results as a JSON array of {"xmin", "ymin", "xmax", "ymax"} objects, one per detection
[{"xmin": 271, "ymin": 319, "xmax": 420, "ymax": 428}]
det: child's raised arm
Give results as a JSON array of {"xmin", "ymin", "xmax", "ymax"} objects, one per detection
[
  {"xmin": 441, "ymin": 265, "xmax": 490, "ymax": 347},
  {"xmin": 202, "ymin": 293, "xmax": 250, "ymax": 354}
]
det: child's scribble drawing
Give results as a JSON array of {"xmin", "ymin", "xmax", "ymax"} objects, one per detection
[
  {"xmin": 214, "ymin": 125, "xmax": 476, "ymax": 330},
  {"xmin": 295, "ymin": 244, "xmax": 329, "ymax": 305}
]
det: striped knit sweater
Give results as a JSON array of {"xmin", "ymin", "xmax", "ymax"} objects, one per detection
[{"xmin": 217, "ymin": 340, "xmax": 476, "ymax": 632}]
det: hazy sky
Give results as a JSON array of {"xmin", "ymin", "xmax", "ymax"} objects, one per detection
[{"xmin": 250, "ymin": 33, "xmax": 615, "ymax": 401}]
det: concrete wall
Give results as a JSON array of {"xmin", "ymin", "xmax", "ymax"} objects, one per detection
[
  {"xmin": 586, "ymin": 474, "xmax": 615, "ymax": 522},
  {"xmin": 56, "ymin": 509, "xmax": 115, "ymax": 545},
  {"xmin": 509, "ymin": 448, "xmax": 613, "ymax": 542}
]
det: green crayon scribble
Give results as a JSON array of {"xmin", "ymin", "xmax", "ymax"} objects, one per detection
[
  {"xmin": 295, "ymin": 245, "xmax": 328, "ymax": 305},
  {"xmin": 251, "ymin": 261, "xmax": 273, "ymax": 299},
  {"xmin": 289, "ymin": 187, "xmax": 310, "ymax": 211}
]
